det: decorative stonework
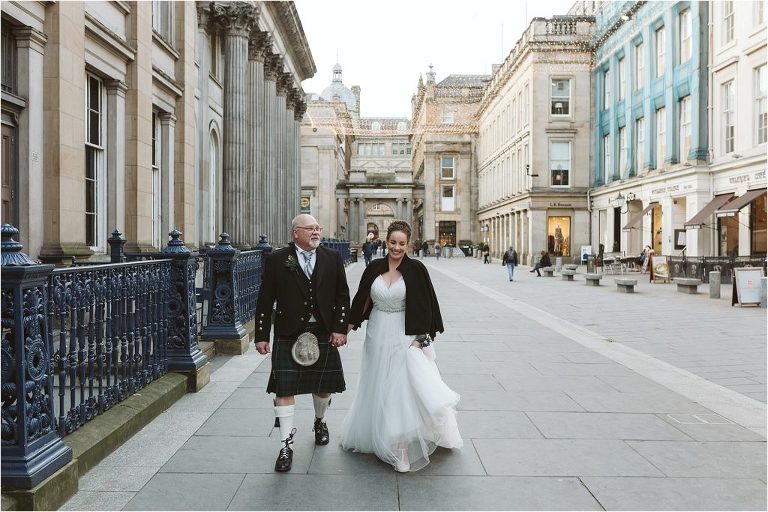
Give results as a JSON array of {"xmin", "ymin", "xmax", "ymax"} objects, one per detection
[
  {"xmin": 264, "ymin": 53, "xmax": 282, "ymax": 81},
  {"xmin": 248, "ymin": 30, "xmax": 271, "ymax": 62},
  {"xmin": 214, "ymin": 2, "xmax": 258, "ymax": 38}
]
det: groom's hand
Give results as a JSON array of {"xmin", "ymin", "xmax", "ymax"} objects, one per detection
[
  {"xmin": 330, "ymin": 332, "xmax": 347, "ymax": 347},
  {"xmin": 255, "ymin": 341, "xmax": 270, "ymax": 354}
]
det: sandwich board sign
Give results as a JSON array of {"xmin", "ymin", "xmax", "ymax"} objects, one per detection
[
  {"xmin": 732, "ymin": 267, "xmax": 764, "ymax": 307},
  {"xmin": 649, "ymin": 254, "xmax": 670, "ymax": 283}
]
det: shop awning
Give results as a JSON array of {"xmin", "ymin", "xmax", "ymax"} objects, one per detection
[
  {"xmin": 684, "ymin": 193, "xmax": 735, "ymax": 228},
  {"xmin": 715, "ymin": 188, "xmax": 767, "ymax": 217},
  {"xmin": 622, "ymin": 202, "xmax": 658, "ymax": 230}
]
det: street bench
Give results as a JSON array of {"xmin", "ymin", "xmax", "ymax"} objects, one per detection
[
  {"xmin": 674, "ymin": 277, "xmax": 702, "ymax": 294},
  {"xmin": 615, "ymin": 278, "xmax": 638, "ymax": 293},
  {"xmin": 585, "ymin": 273, "xmax": 603, "ymax": 286},
  {"xmin": 542, "ymin": 266, "xmax": 555, "ymax": 277},
  {"xmin": 564, "ymin": 264, "xmax": 579, "ymax": 271},
  {"xmin": 562, "ymin": 269, "xmax": 576, "ymax": 281}
]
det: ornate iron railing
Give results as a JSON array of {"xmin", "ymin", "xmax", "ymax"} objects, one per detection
[
  {"xmin": 235, "ymin": 250, "xmax": 262, "ymax": 324},
  {"xmin": 48, "ymin": 260, "xmax": 170, "ymax": 435}
]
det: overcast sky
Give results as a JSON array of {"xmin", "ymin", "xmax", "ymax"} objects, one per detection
[{"xmin": 294, "ymin": 0, "xmax": 575, "ymax": 119}]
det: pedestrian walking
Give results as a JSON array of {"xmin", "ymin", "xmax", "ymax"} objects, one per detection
[
  {"xmin": 502, "ymin": 246, "xmax": 518, "ymax": 281},
  {"xmin": 362, "ymin": 234, "xmax": 375, "ymax": 266},
  {"xmin": 421, "ymin": 241, "xmax": 428, "ymax": 259},
  {"xmin": 482, "ymin": 245, "xmax": 491, "ymax": 264},
  {"xmin": 254, "ymin": 214, "xmax": 350, "ymax": 472},
  {"xmin": 343, "ymin": 220, "xmax": 462, "ymax": 472},
  {"xmin": 434, "ymin": 243, "xmax": 441, "ymax": 260}
]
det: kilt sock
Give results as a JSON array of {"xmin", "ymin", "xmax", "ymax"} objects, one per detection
[
  {"xmin": 313, "ymin": 394, "xmax": 331, "ymax": 420},
  {"xmin": 275, "ymin": 405, "xmax": 295, "ymax": 441}
]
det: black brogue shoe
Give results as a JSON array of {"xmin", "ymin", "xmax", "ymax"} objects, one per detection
[
  {"xmin": 274, "ymin": 429, "xmax": 296, "ymax": 472},
  {"xmin": 313, "ymin": 418, "xmax": 330, "ymax": 446}
]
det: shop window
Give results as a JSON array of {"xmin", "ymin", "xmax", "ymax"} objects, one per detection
[
  {"xmin": 719, "ymin": 215, "xmax": 739, "ymax": 257},
  {"xmin": 547, "ymin": 216, "xmax": 570, "ymax": 257}
]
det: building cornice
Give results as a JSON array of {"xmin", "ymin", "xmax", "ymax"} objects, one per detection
[{"xmin": 266, "ymin": 1, "xmax": 316, "ymax": 81}]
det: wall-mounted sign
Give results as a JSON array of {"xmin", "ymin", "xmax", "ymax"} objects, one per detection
[{"xmin": 300, "ymin": 196, "xmax": 310, "ymax": 213}]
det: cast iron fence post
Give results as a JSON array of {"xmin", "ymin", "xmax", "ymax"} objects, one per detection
[
  {"xmin": 1, "ymin": 224, "xmax": 73, "ymax": 489},
  {"xmin": 108, "ymin": 229, "xmax": 126, "ymax": 263},
  {"xmin": 254, "ymin": 234, "xmax": 272, "ymax": 255},
  {"xmin": 200, "ymin": 233, "xmax": 249, "ymax": 354},
  {"xmin": 161, "ymin": 229, "xmax": 208, "ymax": 376}
]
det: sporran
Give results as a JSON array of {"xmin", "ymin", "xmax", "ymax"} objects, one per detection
[{"xmin": 291, "ymin": 331, "xmax": 320, "ymax": 366}]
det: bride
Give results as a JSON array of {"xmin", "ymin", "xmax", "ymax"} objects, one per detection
[{"xmin": 342, "ymin": 220, "xmax": 462, "ymax": 472}]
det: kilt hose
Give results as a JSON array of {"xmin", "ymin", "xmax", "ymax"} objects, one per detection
[{"xmin": 267, "ymin": 326, "xmax": 346, "ymax": 397}]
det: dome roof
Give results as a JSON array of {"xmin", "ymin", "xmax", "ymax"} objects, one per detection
[{"xmin": 320, "ymin": 63, "xmax": 357, "ymax": 112}]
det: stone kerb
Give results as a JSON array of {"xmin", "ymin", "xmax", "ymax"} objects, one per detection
[{"xmin": 199, "ymin": 232, "xmax": 250, "ymax": 355}]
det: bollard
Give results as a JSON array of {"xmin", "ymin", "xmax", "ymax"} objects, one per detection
[
  {"xmin": 761, "ymin": 277, "xmax": 767, "ymax": 308},
  {"xmin": 709, "ymin": 271, "xmax": 721, "ymax": 299}
]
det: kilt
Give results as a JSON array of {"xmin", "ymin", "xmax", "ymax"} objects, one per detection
[{"xmin": 267, "ymin": 326, "xmax": 346, "ymax": 397}]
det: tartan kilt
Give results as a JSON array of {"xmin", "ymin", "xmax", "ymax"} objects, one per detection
[{"xmin": 267, "ymin": 331, "xmax": 346, "ymax": 397}]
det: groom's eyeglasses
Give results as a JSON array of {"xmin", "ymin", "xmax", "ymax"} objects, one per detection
[{"xmin": 295, "ymin": 225, "xmax": 323, "ymax": 233}]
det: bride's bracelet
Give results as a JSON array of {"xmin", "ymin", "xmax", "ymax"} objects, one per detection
[{"xmin": 414, "ymin": 334, "xmax": 432, "ymax": 348}]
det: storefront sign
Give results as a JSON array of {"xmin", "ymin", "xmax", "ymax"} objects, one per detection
[
  {"xmin": 549, "ymin": 202, "xmax": 572, "ymax": 207},
  {"xmin": 650, "ymin": 184, "xmax": 680, "ymax": 195},
  {"xmin": 728, "ymin": 170, "xmax": 766, "ymax": 185}
]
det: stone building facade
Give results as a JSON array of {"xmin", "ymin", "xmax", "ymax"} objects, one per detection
[
  {"xmin": 410, "ymin": 66, "xmax": 487, "ymax": 248},
  {"xmin": 1, "ymin": 0, "xmax": 313, "ymax": 262},
  {"xmin": 476, "ymin": 16, "xmax": 595, "ymax": 265},
  {"xmin": 588, "ymin": 0, "xmax": 765, "ymax": 259},
  {"xmin": 301, "ymin": 63, "xmax": 417, "ymax": 246}
]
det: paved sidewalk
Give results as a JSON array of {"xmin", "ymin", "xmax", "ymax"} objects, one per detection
[{"xmin": 62, "ymin": 257, "xmax": 766, "ymax": 511}]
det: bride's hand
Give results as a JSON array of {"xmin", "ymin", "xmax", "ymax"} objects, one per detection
[{"xmin": 410, "ymin": 340, "xmax": 422, "ymax": 349}]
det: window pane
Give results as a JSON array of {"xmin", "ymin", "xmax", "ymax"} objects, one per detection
[{"xmin": 551, "ymin": 79, "xmax": 570, "ymax": 115}]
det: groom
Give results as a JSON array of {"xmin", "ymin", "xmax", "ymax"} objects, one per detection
[{"xmin": 254, "ymin": 214, "xmax": 350, "ymax": 472}]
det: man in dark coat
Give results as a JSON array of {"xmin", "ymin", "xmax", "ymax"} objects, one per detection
[
  {"xmin": 362, "ymin": 233, "xmax": 374, "ymax": 266},
  {"xmin": 254, "ymin": 214, "xmax": 350, "ymax": 472}
]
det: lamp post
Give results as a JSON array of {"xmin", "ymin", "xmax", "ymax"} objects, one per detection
[{"xmin": 612, "ymin": 192, "xmax": 636, "ymax": 214}]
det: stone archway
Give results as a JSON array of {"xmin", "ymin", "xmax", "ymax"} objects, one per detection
[{"xmin": 366, "ymin": 202, "xmax": 395, "ymax": 240}]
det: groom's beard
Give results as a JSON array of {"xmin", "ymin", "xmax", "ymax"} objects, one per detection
[{"xmin": 308, "ymin": 239, "xmax": 320, "ymax": 250}]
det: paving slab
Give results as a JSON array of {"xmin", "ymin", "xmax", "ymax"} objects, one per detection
[
  {"xmin": 398, "ymin": 476, "xmax": 602, "ymax": 510},
  {"xmin": 473, "ymin": 438, "xmax": 664, "ymax": 476},
  {"xmin": 227, "ymin": 474, "xmax": 399, "ymax": 511},
  {"xmin": 124, "ymin": 473, "xmax": 245, "ymax": 511},
  {"xmin": 527, "ymin": 411, "xmax": 693, "ymax": 440},
  {"xmin": 581, "ymin": 476, "xmax": 767, "ymax": 510},
  {"xmin": 626, "ymin": 440, "xmax": 767, "ymax": 477}
]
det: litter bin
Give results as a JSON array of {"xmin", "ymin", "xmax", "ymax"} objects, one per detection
[
  {"xmin": 460, "ymin": 245, "xmax": 472, "ymax": 257},
  {"xmin": 350, "ymin": 248, "xmax": 358, "ymax": 263}
]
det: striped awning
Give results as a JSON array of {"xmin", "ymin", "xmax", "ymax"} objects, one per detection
[
  {"xmin": 623, "ymin": 202, "xmax": 658, "ymax": 230},
  {"xmin": 715, "ymin": 188, "xmax": 766, "ymax": 217}
]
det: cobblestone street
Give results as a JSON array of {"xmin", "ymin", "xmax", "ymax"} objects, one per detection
[{"xmin": 63, "ymin": 257, "xmax": 766, "ymax": 511}]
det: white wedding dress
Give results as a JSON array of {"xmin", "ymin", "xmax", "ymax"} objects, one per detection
[{"xmin": 340, "ymin": 275, "xmax": 463, "ymax": 472}]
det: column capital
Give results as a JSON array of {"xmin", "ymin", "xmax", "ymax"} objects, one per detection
[
  {"xmin": 197, "ymin": 2, "xmax": 214, "ymax": 29},
  {"xmin": 12, "ymin": 26, "xmax": 47, "ymax": 54},
  {"xmin": 293, "ymin": 99, "xmax": 307, "ymax": 120},
  {"xmin": 214, "ymin": 2, "xmax": 258, "ymax": 38},
  {"xmin": 104, "ymin": 79, "xmax": 128, "ymax": 96},
  {"xmin": 264, "ymin": 53, "xmax": 282, "ymax": 81},
  {"xmin": 248, "ymin": 30, "xmax": 271, "ymax": 62},
  {"xmin": 158, "ymin": 112, "xmax": 177, "ymax": 125},
  {"xmin": 276, "ymin": 71, "xmax": 292, "ymax": 96}
]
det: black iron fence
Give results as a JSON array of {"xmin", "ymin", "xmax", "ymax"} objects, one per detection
[{"xmin": 321, "ymin": 238, "xmax": 352, "ymax": 265}]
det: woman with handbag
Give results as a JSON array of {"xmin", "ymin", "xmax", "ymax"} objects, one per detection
[{"xmin": 342, "ymin": 220, "xmax": 462, "ymax": 472}]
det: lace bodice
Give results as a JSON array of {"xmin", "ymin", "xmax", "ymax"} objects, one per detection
[{"xmin": 370, "ymin": 275, "xmax": 406, "ymax": 313}]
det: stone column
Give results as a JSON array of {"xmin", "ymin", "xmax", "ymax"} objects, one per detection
[
  {"xmin": 396, "ymin": 198, "xmax": 403, "ymax": 219},
  {"xmin": 349, "ymin": 198, "xmax": 358, "ymax": 242},
  {"xmin": 14, "ymin": 27, "xmax": 47, "ymax": 259},
  {"xmin": 217, "ymin": 2, "xmax": 256, "ymax": 248},
  {"xmin": 293, "ymin": 95, "xmax": 306, "ymax": 233},
  {"xmin": 247, "ymin": 31, "xmax": 268, "ymax": 246},
  {"xmin": 337, "ymin": 197, "xmax": 347, "ymax": 239},
  {"xmin": 159, "ymin": 112, "xmax": 176, "ymax": 240},
  {"xmin": 274, "ymin": 68, "xmax": 287, "ymax": 245},
  {"xmin": 283, "ymin": 78, "xmax": 296, "ymax": 236},
  {"xmin": 358, "ymin": 198, "xmax": 366, "ymax": 242},
  {"xmin": 263, "ymin": 54, "xmax": 280, "ymax": 244},
  {"xmin": 104, "ymin": 81, "xmax": 127, "ymax": 237},
  {"xmin": 196, "ymin": 4, "xmax": 212, "ymax": 245}
]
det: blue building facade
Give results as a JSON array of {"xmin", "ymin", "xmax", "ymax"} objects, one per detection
[{"xmin": 592, "ymin": 1, "xmax": 708, "ymax": 186}]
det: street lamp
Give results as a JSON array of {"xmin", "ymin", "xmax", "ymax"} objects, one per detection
[{"xmin": 613, "ymin": 192, "xmax": 636, "ymax": 214}]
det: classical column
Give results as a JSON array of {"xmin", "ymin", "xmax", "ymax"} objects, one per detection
[
  {"xmin": 14, "ymin": 27, "xmax": 47, "ymax": 259},
  {"xmin": 337, "ymin": 197, "xmax": 347, "ymax": 239},
  {"xmin": 396, "ymin": 198, "xmax": 403, "ymax": 219},
  {"xmin": 349, "ymin": 198, "xmax": 358, "ymax": 242},
  {"xmin": 248, "ymin": 30, "xmax": 268, "ymax": 246},
  {"xmin": 196, "ymin": 4, "xmax": 212, "ymax": 246},
  {"xmin": 283, "ymin": 77, "xmax": 296, "ymax": 237},
  {"xmin": 104, "ymin": 80, "xmax": 127, "ymax": 239},
  {"xmin": 274, "ymin": 69, "xmax": 287, "ymax": 244},
  {"xmin": 217, "ymin": 2, "xmax": 256, "ymax": 248},
  {"xmin": 159, "ymin": 112, "xmax": 176, "ymax": 240},
  {"xmin": 293, "ymin": 94, "xmax": 306, "ymax": 233},
  {"xmin": 358, "ymin": 198, "xmax": 366, "ymax": 242},
  {"xmin": 263, "ymin": 54, "xmax": 278, "ymax": 244}
]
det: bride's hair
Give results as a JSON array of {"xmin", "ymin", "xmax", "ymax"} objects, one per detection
[{"xmin": 386, "ymin": 220, "xmax": 411, "ymax": 242}]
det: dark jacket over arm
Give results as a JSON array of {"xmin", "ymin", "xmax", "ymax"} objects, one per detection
[{"xmin": 348, "ymin": 254, "xmax": 444, "ymax": 339}]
